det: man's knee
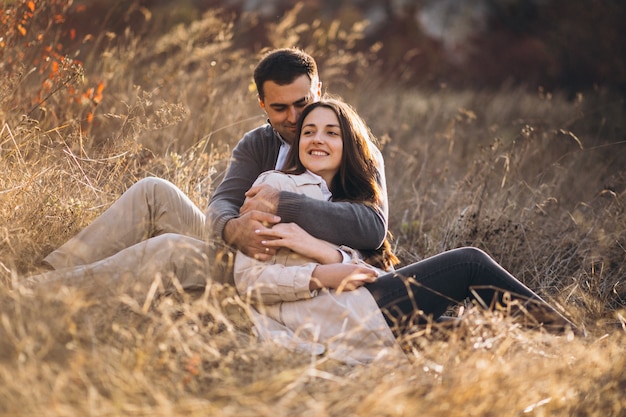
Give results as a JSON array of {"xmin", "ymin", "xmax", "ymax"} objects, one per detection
[
  {"xmin": 132, "ymin": 177, "xmax": 177, "ymax": 195},
  {"xmin": 150, "ymin": 233, "xmax": 206, "ymax": 258},
  {"xmin": 157, "ymin": 234, "xmax": 210, "ymax": 273}
]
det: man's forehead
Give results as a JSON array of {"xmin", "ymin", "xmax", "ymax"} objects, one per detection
[
  {"xmin": 263, "ymin": 76, "xmax": 316, "ymax": 105},
  {"xmin": 267, "ymin": 95, "xmax": 311, "ymax": 108}
]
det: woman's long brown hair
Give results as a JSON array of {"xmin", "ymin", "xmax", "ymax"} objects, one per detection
[{"xmin": 283, "ymin": 97, "xmax": 399, "ymax": 270}]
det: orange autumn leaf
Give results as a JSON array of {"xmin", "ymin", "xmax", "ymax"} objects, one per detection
[
  {"xmin": 93, "ymin": 81, "xmax": 105, "ymax": 104},
  {"xmin": 86, "ymin": 112, "xmax": 94, "ymax": 124},
  {"xmin": 82, "ymin": 87, "xmax": 94, "ymax": 105},
  {"xmin": 17, "ymin": 24, "xmax": 26, "ymax": 36},
  {"xmin": 27, "ymin": 1, "xmax": 35, "ymax": 12}
]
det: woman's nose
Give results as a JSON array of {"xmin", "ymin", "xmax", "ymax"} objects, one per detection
[{"xmin": 313, "ymin": 132, "xmax": 324, "ymax": 143}]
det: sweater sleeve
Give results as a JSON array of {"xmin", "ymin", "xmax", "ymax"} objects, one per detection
[
  {"xmin": 276, "ymin": 143, "xmax": 388, "ymax": 250},
  {"xmin": 206, "ymin": 125, "xmax": 279, "ymax": 242}
]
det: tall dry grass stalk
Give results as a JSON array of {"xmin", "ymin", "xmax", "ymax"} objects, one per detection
[{"xmin": 1, "ymin": 5, "xmax": 625, "ymax": 416}]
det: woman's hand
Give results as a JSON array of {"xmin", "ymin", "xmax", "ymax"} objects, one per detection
[
  {"xmin": 310, "ymin": 263, "xmax": 378, "ymax": 293},
  {"xmin": 256, "ymin": 223, "xmax": 342, "ymax": 264}
]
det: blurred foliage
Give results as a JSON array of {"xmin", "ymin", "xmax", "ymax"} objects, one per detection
[{"xmin": 50, "ymin": 0, "xmax": 626, "ymax": 93}]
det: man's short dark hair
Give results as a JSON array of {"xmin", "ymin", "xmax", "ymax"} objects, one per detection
[{"xmin": 253, "ymin": 48, "xmax": 318, "ymax": 100}]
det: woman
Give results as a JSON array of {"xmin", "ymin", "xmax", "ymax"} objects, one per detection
[{"xmin": 234, "ymin": 98, "xmax": 579, "ymax": 364}]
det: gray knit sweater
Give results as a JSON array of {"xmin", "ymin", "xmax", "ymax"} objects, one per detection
[{"xmin": 206, "ymin": 124, "xmax": 388, "ymax": 251}]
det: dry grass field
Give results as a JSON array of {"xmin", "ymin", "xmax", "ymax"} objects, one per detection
[{"xmin": 1, "ymin": 3, "xmax": 625, "ymax": 416}]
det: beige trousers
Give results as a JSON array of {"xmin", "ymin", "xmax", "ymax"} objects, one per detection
[{"xmin": 31, "ymin": 177, "xmax": 215, "ymax": 298}]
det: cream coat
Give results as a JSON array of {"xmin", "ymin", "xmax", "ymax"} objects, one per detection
[{"xmin": 234, "ymin": 170, "xmax": 401, "ymax": 364}]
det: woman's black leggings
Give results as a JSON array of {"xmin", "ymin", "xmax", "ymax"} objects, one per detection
[{"xmin": 365, "ymin": 247, "xmax": 572, "ymax": 335}]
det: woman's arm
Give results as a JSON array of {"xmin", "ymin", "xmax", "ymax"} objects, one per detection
[
  {"xmin": 233, "ymin": 170, "xmax": 378, "ymax": 303},
  {"xmin": 234, "ymin": 255, "xmax": 378, "ymax": 304},
  {"xmin": 256, "ymin": 223, "xmax": 343, "ymax": 264},
  {"xmin": 310, "ymin": 263, "xmax": 378, "ymax": 292},
  {"xmin": 234, "ymin": 255, "xmax": 318, "ymax": 304}
]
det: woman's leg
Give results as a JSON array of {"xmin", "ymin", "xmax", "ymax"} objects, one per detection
[
  {"xmin": 44, "ymin": 177, "xmax": 206, "ymax": 269},
  {"xmin": 366, "ymin": 247, "xmax": 576, "ymax": 334},
  {"xmin": 30, "ymin": 234, "xmax": 212, "ymax": 300}
]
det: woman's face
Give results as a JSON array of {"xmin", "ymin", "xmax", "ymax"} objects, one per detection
[{"xmin": 299, "ymin": 106, "xmax": 343, "ymax": 186}]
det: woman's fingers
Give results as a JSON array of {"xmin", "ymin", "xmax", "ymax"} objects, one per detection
[{"xmin": 335, "ymin": 270, "xmax": 377, "ymax": 294}]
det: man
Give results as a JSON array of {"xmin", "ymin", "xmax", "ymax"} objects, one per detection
[
  {"xmin": 36, "ymin": 48, "xmax": 388, "ymax": 290},
  {"xmin": 207, "ymin": 48, "xmax": 388, "ymax": 264}
]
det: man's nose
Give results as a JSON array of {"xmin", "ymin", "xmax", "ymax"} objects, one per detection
[{"xmin": 287, "ymin": 106, "xmax": 299, "ymax": 123}]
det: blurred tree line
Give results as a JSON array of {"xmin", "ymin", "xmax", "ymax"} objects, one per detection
[{"xmin": 55, "ymin": 0, "xmax": 626, "ymax": 93}]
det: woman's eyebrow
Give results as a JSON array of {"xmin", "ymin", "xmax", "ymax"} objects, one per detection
[{"xmin": 303, "ymin": 123, "xmax": 340, "ymax": 129}]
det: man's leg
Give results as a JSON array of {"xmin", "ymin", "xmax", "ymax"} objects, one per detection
[
  {"xmin": 30, "ymin": 233, "xmax": 212, "ymax": 299},
  {"xmin": 44, "ymin": 177, "xmax": 206, "ymax": 269}
]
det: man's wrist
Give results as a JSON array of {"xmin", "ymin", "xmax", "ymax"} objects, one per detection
[{"xmin": 222, "ymin": 217, "xmax": 238, "ymax": 246}]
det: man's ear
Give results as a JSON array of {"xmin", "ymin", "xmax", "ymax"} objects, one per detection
[
  {"xmin": 258, "ymin": 95, "xmax": 265, "ymax": 109},
  {"xmin": 316, "ymin": 81, "xmax": 322, "ymax": 98}
]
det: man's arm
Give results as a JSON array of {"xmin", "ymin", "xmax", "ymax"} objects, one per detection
[
  {"xmin": 277, "ymin": 142, "xmax": 388, "ymax": 250},
  {"xmin": 209, "ymin": 128, "xmax": 389, "ymax": 253},
  {"xmin": 277, "ymin": 196, "xmax": 386, "ymax": 250},
  {"xmin": 206, "ymin": 125, "xmax": 281, "ymax": 247}
]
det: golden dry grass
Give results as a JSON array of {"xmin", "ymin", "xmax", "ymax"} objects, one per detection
[{"xmin": 1, "ymin": 5, "xmax": 625, "ymax": 417}]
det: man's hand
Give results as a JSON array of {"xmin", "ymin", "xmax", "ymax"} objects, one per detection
[
  {"xmin": 223, "ymin": 211, "xmax": 280, "ymax": 260},
  {"xmin": 240, "ymin": 184, "xmax": 280, "ymax": 216}
]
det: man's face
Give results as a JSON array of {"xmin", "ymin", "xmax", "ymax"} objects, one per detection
[{"xmin": 259, "ymin": 74, "xmax": 321, "ymax": 144}]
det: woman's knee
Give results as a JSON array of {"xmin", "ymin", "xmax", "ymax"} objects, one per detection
[{"xmin": 451, "ymin": 246, "xmax": 490, "ymax": 262}]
